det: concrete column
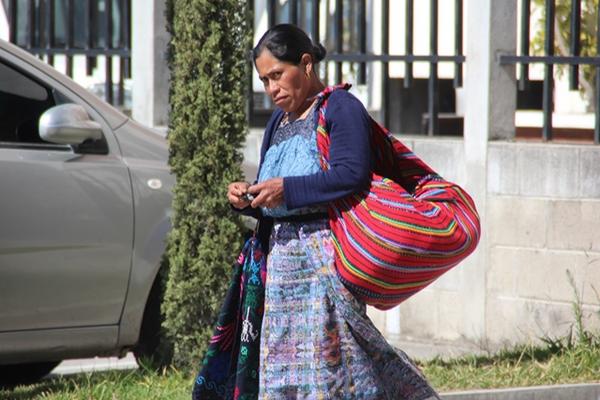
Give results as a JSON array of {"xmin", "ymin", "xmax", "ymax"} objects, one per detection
[
  {"xmin": 462, "ymin": 0, "xmax": 517, "ymax": 343},
  {"xmin": 253, "ymin": 0, "xmax": 267, "ymax": 93},
  {"xmin": 488, "ymin": 2, "xmax": 518, "ymax": 141},
  {"xmin": 0, "ymin": 3, "xmax": 9, "ymax": 41},
  {"xmin": 464, "ymin": 1, "xmax": 517, "ymax": 148},
  {"xmin": 132, "ymin": 0, "xmax": 170, "ymax": 128}
]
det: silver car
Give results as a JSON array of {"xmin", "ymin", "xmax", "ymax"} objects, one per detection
[{"xmin": 0, "ymin": 38, "xmax": 174, "ymax": 385}]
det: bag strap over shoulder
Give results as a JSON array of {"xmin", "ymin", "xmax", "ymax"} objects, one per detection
[
  {"xmin": 314, "ymin": 83, "xmax": 440, "ymax": 194},
  {"xmin": 314, "ymin": 83, "xmax": 351, "ymax": 170},
  {"xmin": 315, "ymin": 83, "xmax": 352, "ymax": 101}
]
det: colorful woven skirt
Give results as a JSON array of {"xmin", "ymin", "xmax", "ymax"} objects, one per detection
[{"xmin": 259, "ymin": 220, "xmax": 439, "ymax": 399}]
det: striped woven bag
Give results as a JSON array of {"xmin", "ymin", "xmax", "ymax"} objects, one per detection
[{"xmin": 316, "ymin": 84, "xmax": 481, "ymax": 310}]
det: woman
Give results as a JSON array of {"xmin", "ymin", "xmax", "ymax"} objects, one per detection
[{"xmin": 228, "ymin": 24, "xmax": 439, "ymax": 399}]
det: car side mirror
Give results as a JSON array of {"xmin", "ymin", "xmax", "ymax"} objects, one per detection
[{"xmin": 39, "ymin": 104, "xmax": 103, "ymax": 145}]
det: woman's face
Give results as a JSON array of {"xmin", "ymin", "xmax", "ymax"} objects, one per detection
[{"xmin": 255, "ymin": 49, "xmax": 312, "ymax": 113}]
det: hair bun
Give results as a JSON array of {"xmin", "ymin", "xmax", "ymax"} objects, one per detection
[{"xmin": 313, "ymin": 43, "xmax": 327, "ymax": 63}]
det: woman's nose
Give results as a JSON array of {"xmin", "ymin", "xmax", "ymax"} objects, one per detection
[{"xmin": 268, "ymin": 80, "xmax": 279, "ymax": 96}]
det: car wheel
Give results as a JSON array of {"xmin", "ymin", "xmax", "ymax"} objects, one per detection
[
  {"xmin": 0, "ymin": 361, "xmax": 61, "ymax": 388},
  {"xmin": 133, "ymin": 276, "xmax": 169, "ymax": 370}
]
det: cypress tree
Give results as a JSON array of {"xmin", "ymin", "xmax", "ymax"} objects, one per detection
[{"xmin": 163, "ymin": 0, "xmax": 252, "ymax": 370}]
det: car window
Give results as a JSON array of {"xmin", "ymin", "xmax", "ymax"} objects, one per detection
[
  {"xmin": 0, "ymin": 61, "xmax": 58, "ymax": 145},
  {"xmin": 0, "ymin": 63, "xmax": 48, "ymax": 101},
  {"xmin": 0, "ymin": 59, "xmax": 107, "ymax": 153}
]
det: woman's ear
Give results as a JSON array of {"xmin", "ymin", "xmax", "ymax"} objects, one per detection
[{"xmin": 301, "ymin": 53, "xmax": 313, "ymax": 76}]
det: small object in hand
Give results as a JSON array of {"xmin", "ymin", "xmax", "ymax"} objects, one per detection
[{"xmin": 241, "ymin": 193, "xmax": 255, "ymax": 202}]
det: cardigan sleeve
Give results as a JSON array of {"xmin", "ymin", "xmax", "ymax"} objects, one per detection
[{"xmin": 283, "ymin": 90, "xmax": 372, "ymax": 209}]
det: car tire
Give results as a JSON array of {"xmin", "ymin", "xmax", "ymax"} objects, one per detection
[
  {"xmin": 0, "ymin": 361, "xmax": 61, "ymax": 388},
  {"xmin": 133, "ymin": 276, "xmax": 169, "ymax": 371}
]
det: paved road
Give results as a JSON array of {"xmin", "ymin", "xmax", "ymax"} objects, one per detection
[{"xmin": 51, "ymin": 353, "xmax": 138, "ymax": 376}]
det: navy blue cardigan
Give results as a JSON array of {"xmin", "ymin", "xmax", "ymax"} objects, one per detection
[{"xmin": 265, "ymin": 89, "xmax": 372, "ymax": 209}]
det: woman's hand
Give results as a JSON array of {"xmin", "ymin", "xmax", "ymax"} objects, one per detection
[
  {"xmin": 228, "ymin": 181, "xmax": 251, "ymax": 209},
  {"xmin": 248, "ymin": 178, "xmax": 284, "ymax": 209}
]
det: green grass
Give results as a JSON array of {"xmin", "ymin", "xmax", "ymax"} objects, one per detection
[
  {"xmin": 422, "ymin": 341, "xmax": 600, "ymax": 392},
  {"xmin": 0, "ymin": 366, "xmax": 193, "ymax": 400},
  {"xmin": 421, "ymin": 270, "xmax": 598, "ymax": 393},
  {"xmin": 2, "ymin": 342, "xmax": 598, "ymax": 399}
]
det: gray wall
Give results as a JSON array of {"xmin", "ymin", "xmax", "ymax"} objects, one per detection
[
  {"xmin": 367, "ymin": 139, "xmax": 600, "ymax": 358},
  {"xmin": 486, "ymin": 143, "xmax": 600, "ymax": 347}
]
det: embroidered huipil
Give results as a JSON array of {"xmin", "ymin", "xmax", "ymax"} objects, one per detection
[{"xmin": 257, "ymin": 107, "xmax": 327, "ymax": 218}]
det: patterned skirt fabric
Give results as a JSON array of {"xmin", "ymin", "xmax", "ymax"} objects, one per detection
[{"xmin": 259, "ymin": 220, "xmax": 440, "ymax": 400}]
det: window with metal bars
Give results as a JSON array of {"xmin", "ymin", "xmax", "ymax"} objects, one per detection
[
  {"xmin": 249, "ymin": 0, "xmax": 466, "ymax": 137},
  {"xmin": 501, "ymin": 0, "xmax": 600, "ymax": 144},
  {"xmin": 4, "ymin": 0, "xmax": 131, "ymax": 108}
]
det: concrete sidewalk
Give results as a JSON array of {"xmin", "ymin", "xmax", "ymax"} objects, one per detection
[
  {"xmin": 51, "ymin": 353, "xmax": 138, "ymax": 376},
  {"xmin": 441, "ymin": 383, "xmax": 600, "ymax": 400}
]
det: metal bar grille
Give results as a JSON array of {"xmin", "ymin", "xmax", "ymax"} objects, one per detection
[
  {"xmin": 6, "ymin": 0, "xmax": 132, "ymax": 108},
  {"xmin": 251, "ymin": 0, "xmax": 465, "ymax": 136},
  {"xmin": 86, "ymin": 0, "xmax": 96, "ymax": 75},
  {"xmin": 8, "ymin": 0, "xmax": 17, "ymax": 44},
  {"xmin": 404, "ymin": 0, "xmax": 413, "ymax": 89},
  {"xmin": 46, "ymin": 0, "xmax": 55, "ymax": 65},
  {"xmin": 503, "ymin": 0, "xmax": 600, "ymax": 143},
  {"xmin": 39, "ymin": 0, "xmax": 45, "ymax": 50},
  {"xmin": 23, "ymin": 48, "xmax": 131, "ymax": 56},
  {"xmin": 453, "ymin": 0, "xmax": 462, "ymax": 88},
  {"xmin": 334, "ymin": 0, "xmax": 343, "ymax": 83},
  {"xmin": 289, "ymin": 0, "xmax": 298, "ymax": 25},
  {"xmin": 117, "ymin": 0, "xmax": 125, "ymax": 106},
  {"xmin": 311, "ymin": 0, "xmax": 319, "ymax": 42},
  {"xmin": 122, "ymin": 0, "xmax": 131, "ymax": 79},
  {"xmin": 268, "ymin": 0, "xmax": 276, "ymax": 28},
  {"xmin": 326, "ymin": 54, "xmax": 465, "ymax": 62},
  {"xmin": 381, "ymin": 0, "xmax": 389, "ymax": 128},
  {"xmin": 596, "ymin": 2, "xmax": 600, "ymax": 144},
  {"xmin": 427, "ymin": 0, "xmax": 439, "ymax": 136},
  {"xmin": 358, "ymin": 0, "xmax": 366, "ymax": 85},
  {"xmin": 569, "ymin": 0, "xmax": 581, "ymax": 90},
  {"xmin": 27, "ymin": 0, "xmax": 35, "ymax": 49},
  {"xmin": 519, "ymin": 0, "xmax": 530, "ymax": 91},
  {"xmin": 500, "ymin": 55, "xmax": 600, "ymax": 65},
  {"xmin": 105, "ymin": 0, "xmax": 114, "ymax": 105},
  {"xmin": 542, "ymin": 0, "xmax": 555, "ymax": 141},
  {"xmin": 66, "ymin": 0, "xmax": 74, "ymax": 77}
]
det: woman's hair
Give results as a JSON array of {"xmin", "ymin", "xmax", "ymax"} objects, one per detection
[{"xmin": 253, "ymin": 24, "xmax": 327, "ymax": 65}]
